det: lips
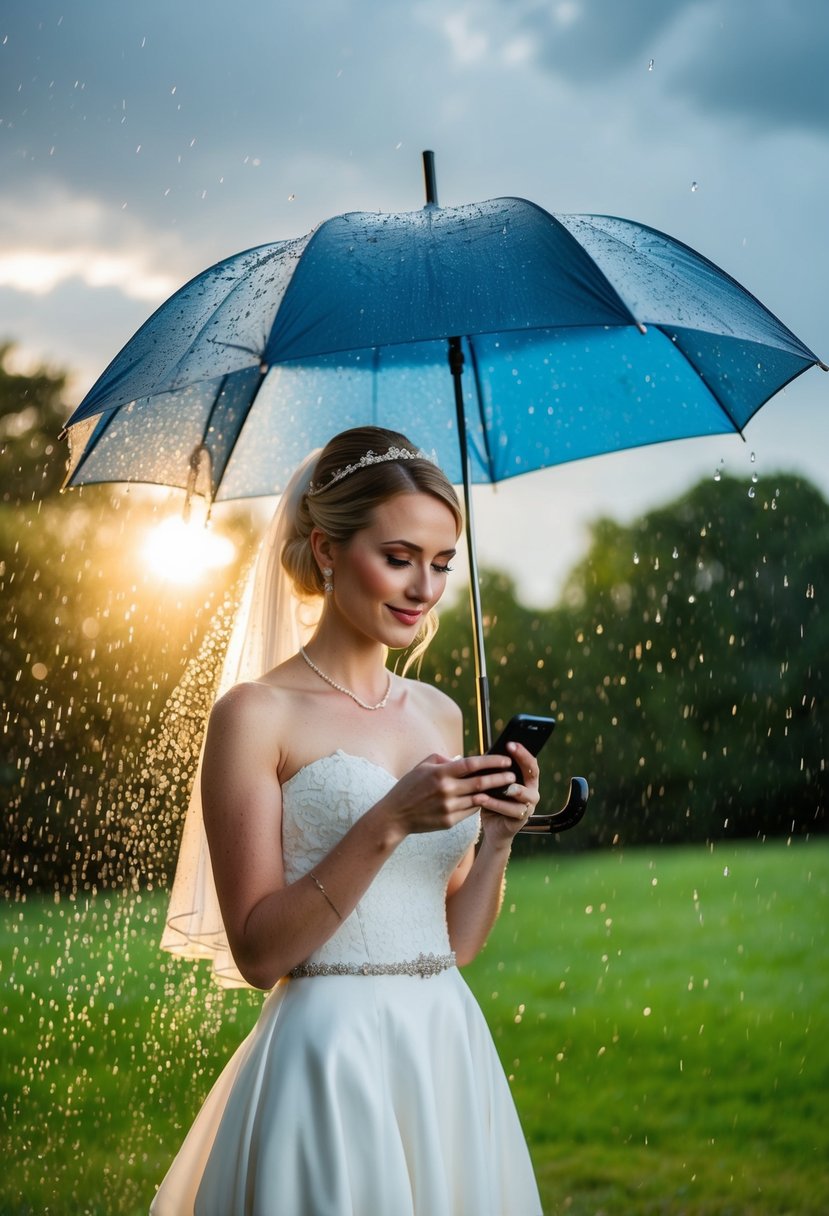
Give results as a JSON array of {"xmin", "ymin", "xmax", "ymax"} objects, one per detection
[{"xmin": 386, "ymin": 606, "xmax": 423, "ymax": 627}]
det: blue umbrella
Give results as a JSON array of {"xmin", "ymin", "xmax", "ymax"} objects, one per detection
[{"xmin": 62, "ymin": 153, "xmax": 825, "ymax": 825}]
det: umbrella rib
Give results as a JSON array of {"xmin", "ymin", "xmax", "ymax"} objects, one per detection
[
  {"xmin": 662, "ymin": 327, "xmax": 744, "ymax": 438},
  {"xmin": 62, "ymin": 408, "xmax": 120, "ymax": 487},
  {"xmin": 196, "ymin": 374, "xmax": 233, "ymax": 501},
  {"xmin": 159, "ymin": 240, "xmax": 304, "ymax": 397},
  {"xmin": 371, "ymin": 347, "xmax": 380, "ymax": 425},
  {"xmin": 466, "ymin": 337, "xmax": 496, "ymax": 483},
  {"xmin": 565, "ymin": 213, "xmax": 820, "ymax": 359},
  {"xmin": 515, "ymin": 197, "xmax": 643, "ymax": 329},
  {"xmin": 207, "ymin": 365, "xmax": 269, "ymax": 500}
]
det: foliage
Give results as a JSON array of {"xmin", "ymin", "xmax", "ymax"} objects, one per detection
[
  {"xmin": 2, "ymin": 349, "xmax": 827, "ymax": 894},
  {"xmin": 423, "ymin": 474, "xmax": 828, "ymax": 847},
  {"xmin": 1, "ymin": 345, "xmax": 252, "ymax": 896},
  {"xmin": 1, "ymin": 841, "xmax": 827, "ymax": 1214},
  {"xmin": 0, "ymin": 343, "xmax": 69, "ymax": 503}
]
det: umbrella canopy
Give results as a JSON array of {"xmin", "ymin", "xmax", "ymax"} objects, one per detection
[
  {"xmin": 61, "ymin": 157, "xmax": 825, "ymax": 827},
  {"xmin": 64, "ymin": 198, "xmax": 823, "ymax": 504}
]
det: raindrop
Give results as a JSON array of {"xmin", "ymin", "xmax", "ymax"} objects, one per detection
[
  {"xmin": 672, "ymin": 547, "xmax": 679, "ymax": 560},
  {"xmin": 690, "ymin": 181, "xmax": 699, "ymax": 192},
  {"xmin": 747, "ymin": 486, "xmax": 755, "ymax": 499},
  {"xmin": 723, "ymin": 866, "xmax": 730, "ymax": 877},
  {"xmin": 713, "ymin": 469, "xmax": 721, "ymax": 482},
  {"xmin": 648, "ymin": 58, "xmax": 654, "ymax": 71},
  {"xmin": 750, "ymin": 451, "xmax": 756, "ymax": 463},
  {"xmin": 288, "ymin": 193, "xmax": 296, "ymax": 202},
  {"xmin": 633, "ymin": 552, "xmax": 640, "ymax": 565}
]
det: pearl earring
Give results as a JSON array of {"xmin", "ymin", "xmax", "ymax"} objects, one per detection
[{"xmin": 322, "ymin": 566, "xmax": 334, "ymax": 594}]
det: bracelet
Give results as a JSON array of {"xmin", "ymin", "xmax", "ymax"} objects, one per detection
[{"xmin": 310, "ymin": 872, "xmax": 343, "ymax": 921}]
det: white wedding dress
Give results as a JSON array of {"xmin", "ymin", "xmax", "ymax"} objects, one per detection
[{"xmin": 151, "ymin": 750, "xmax": 542, "ymax": 1216}]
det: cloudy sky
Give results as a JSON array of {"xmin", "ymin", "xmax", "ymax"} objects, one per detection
[{"xmin": 2, "ymin": 0, "xmax": 827, "ymax": 601}]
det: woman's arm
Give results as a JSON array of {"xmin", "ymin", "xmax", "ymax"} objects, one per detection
[
  {"xmin": 201, "ymin": 684, "xmax": 399, "ymax": 988},
  {"xmin": 201, "ymin": 683, "xmax": 515, "ymax": 989}
]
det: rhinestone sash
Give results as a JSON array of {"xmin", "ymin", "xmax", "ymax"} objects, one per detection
[{"xmin": 290, "ymin": 951, "xmax": 456, "ymax": 980}]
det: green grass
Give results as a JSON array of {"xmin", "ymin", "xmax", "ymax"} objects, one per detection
[{"xmin": 2, "ymin": 841, "xmax": 827, "ymax": 1215}]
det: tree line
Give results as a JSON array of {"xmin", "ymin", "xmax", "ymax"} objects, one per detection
[
  {"xmin": 422, "ymin": 476, "xmax": 827, "ymax": 850},
  {"xmin": 1, "ymin": 347, "xmax": 825, "ymax": 894}
]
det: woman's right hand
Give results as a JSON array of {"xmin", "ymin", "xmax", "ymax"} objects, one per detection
[{"xmin": 374, "ymin": 753, "xmax": 520, "ymax": 841}]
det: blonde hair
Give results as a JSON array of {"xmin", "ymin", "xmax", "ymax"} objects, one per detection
[{"xmin": 281, "ymin": 427, "xmax": 462, "ymax": 670}]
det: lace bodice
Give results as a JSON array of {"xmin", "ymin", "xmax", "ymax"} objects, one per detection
[{"xmin": 281, "ymin": 750, "xmax": 479, "ymax": 967}]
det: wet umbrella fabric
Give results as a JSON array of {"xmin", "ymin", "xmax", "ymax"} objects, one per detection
[
  {"xmin": 62, "ymin": 194, "xmax": 824, "ymax": 816},
  {"xmin": 64, "ymin": 199, "xmax": 822, "ymax": 505}
]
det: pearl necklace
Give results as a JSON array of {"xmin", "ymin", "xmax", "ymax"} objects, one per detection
[{"xmin": 299, "ymin": 646, "xmax": 392, "ymax": 711}]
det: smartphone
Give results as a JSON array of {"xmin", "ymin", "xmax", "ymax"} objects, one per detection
[{"xmin": 481, "ymin": 714, "xmax": 556, "ymax": 796}]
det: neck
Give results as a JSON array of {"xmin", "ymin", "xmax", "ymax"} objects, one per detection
[{"xmin": 304, "ymin": 622, "xmax": 390, "ymax": 692}]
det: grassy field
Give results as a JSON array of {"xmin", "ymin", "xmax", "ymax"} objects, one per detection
[{"xmin": 2, "ymin": 840, "xmax": 827, "ymax": 1215}]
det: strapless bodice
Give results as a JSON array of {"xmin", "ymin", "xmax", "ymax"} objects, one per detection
[{"xmin": 281, "ymin": 750, "xmax": 479, "ymax": 968}]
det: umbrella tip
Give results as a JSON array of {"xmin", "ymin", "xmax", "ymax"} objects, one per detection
[
  {"xmin": 422, "ymin": 150, "xmax": 438, "ymax": 207},
  {"xmin": 818, "ymin": 360, "xmax": 829, "ymax": 372}
]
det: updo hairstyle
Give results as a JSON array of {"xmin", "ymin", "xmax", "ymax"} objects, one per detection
[{"xmin": 281, "ymin": 426, "xmax": 462, "ymax": 662}]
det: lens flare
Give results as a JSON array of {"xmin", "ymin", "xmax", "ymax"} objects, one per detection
[{"xmin": 142, "ymin": 516, "xmax": 235, "ymax": 584}]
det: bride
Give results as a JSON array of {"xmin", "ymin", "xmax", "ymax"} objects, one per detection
[{"xmin": 151, "ymin": 426, "xmax": 543, "ymax": 1215}]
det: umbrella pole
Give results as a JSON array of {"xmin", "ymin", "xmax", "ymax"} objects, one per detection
[{"xmin": 449, "ymin": 336, "xmax": 492, "ymax": 754}]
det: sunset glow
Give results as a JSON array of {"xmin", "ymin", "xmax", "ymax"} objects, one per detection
[{"xmin": 142, "ymin": 516, "xmax": 236, "ymax": 585}]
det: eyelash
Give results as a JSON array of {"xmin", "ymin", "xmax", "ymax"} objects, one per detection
[{"xmin": 385, "ymin": 556, "xmax": 454, "ymax": 575}]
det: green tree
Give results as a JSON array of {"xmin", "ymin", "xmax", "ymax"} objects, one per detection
[
  {"xmin": 0, "ymin": 343, "xmax": 69, "ymax": 503},
  {"xmin": 425, "ymin": 474, "xmax": 828, "ymax": 847},
  {"xmin": 1, "ymin": 347, "xmax": 251, "ymax": 895}
]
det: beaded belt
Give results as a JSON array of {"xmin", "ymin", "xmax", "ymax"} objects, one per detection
[{"xmin": 290, "ymin": 951, "xmax": 456, "ymax": 980}]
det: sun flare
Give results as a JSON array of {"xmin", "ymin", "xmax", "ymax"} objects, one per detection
[{"xmin": 142, "ymin": 516, "xmax": 236, "ymax": 585}]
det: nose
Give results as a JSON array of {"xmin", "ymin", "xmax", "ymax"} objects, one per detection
[{"xmin": 406, "ymin": 562, "xmax": 433, "ymax": 603}]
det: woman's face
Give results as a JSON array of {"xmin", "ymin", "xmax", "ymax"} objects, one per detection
[{"xmin": 328, "ymin": 492, "xmax": 459, "ymax": 648}]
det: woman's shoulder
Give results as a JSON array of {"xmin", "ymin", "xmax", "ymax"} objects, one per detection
[
  {"xmin": 401, "ymin": 675, "xmax": 462, "ymax": 729},
  {"xmin": 209, "ymin": 666, "xmax": 299, "ymax": 732}
]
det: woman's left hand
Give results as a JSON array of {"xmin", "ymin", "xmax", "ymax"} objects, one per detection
[{"xmin": 478, "ymin": 740, "xmax": 540, "ymax": 845}]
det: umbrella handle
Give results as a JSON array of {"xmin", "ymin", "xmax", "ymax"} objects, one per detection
[{"xmin": 519, "ymin": 776, "xmax": 589, "ymax": 834}]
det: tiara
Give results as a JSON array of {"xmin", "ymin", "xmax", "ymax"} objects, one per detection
[{"xmin": 307, "ymin": 446, "xmax": 433, "ymax": 496}]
